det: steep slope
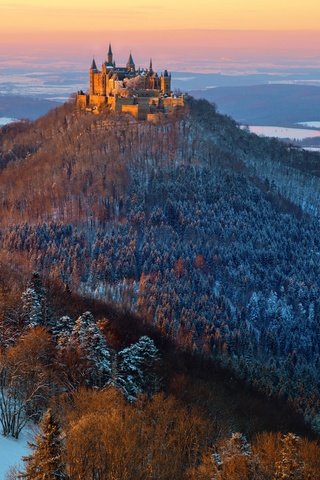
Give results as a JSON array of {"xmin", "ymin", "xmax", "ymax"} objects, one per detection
[{"xmin": 1, "ymin": 98, "xmax": 320, "ymax": 431}]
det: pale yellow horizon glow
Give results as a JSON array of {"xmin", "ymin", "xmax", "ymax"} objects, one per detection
[{"xmin": 2, "ymin": 0, "xmax": 320, "ymax": 33}]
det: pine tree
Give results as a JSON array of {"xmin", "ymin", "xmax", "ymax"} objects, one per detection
[
  {"xmin": 70, "ymin": 311, "xmax": 112, "ymax": 386},
  {"xmin": 21, "ymin": 409, "xmax": 67, "ymax": 479},
  {"xmin": 21, "ymin": 273, "xmax": 47, "ymax": 328},
  {"xmin": 21, "ymin": 287, "xmax": 43, "ymax": 328},
  {"xmin": 53, "ymin": 316, "xmax": 74, "ymax": 351},
  {"xmin": 117, "ymin": 335, "xmax": 160, "ymax": 401},
  {"xmin": 28, "ymin": 272, "xmax": 46, "ymax": 300},
  {"xmin": 247, "ymin": 292, "xmax": 260, "ymax": 325},
  {"xmin": 53, "ymin": 316, "xmax": 74, "ymax": 337}
]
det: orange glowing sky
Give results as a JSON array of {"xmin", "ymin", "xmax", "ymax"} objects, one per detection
[{"xmin": 2, "ymin": 0, "xmax": 320, "ymax": 32}]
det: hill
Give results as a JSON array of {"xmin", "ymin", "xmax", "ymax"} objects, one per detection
[
  {"xmin": 1, "ymin": 98, "xmax": 320, "ymax": 476},
  {"xmin": 191, "ymin": 84, "xmax": 320, "ymax": 126}
]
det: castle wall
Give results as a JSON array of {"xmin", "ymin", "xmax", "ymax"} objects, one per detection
[
  {"xmin": 160, "ymin": 76, "xmax": 171, "ymax": 95},
  {"xmin": 89, "ymin": 95, "xmax": 108, "ymax": 107},
  {"xmin": 135, "ymin": 97, "xmax": 149, "ymax": 106},
  {"xmin": 106, "ymin": 77, "xmax": 117, "ymax": 96},
  {"xmin": 163, "ymin": 97, "xmax": 185, "ymax": 111},
  {"xmin": 122, "ymin": 105, "xmax": 140, "ymax": 119},
  {"xmin": 108, "ymin": 96, "xmax": 135, "ymax": 113},
  {"xmin": 77, "ymin": 94, "xmax": 88, "ymax": 109},
  {"xmin": 93, "ymin": 73, "xmax": 104, "ymax": 95},
  {"xmin": 131, "ymin": 89, "xmax": 160, "ymax": 98},
  {"xmin": 122, "ymin": 104, "xmax": 149, "ymax": 120},
  {"xmin": 149, "ymin": 97, "xmax": 161, "ymax": 107}
]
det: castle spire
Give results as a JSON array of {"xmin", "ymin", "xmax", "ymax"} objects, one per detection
[
  {"xmin": 107, "ymin": 43, "xmax": 113, "ymax": 65},
  {"xmin": 126, "ymin": 51, "xmax": 135, "ymax": 71},
  {"xmin": 91, "ymin": 58, "xmax": 98, "ymax": 71}
]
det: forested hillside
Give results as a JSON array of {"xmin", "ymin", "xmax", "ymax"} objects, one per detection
[
  {"xmin": 1, "ymin": 97, "xmax": 320, "ymax": 478},
  {"xmin": 1, "ymin": 270, "xmax": 319, "ymax": 479}
]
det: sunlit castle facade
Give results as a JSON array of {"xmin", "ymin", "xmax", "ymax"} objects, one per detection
[{"xmin": 77, "ymin": 44, "xmax": 184, "ymax": 120}]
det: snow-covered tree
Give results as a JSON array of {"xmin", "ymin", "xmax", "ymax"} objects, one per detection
[
  {"xmin": 70, "ymin": 311, "xmax": 112, "ymax": 386},
  {"xmin": 117, "ymin": 335, "xmax": 160, "ymax": 401},
  {"xmin": 21, "ymin": 288, "xmax": 43, "ymax": 328},
  {"xmin": 21, "ymin": 273, "xmax": 47, "ymax": 328},
  {"xmin": 53, "ymin": 316, "xmax": 74, "ymax": 337},
  {"xmin": 53, "ymin": 316, "xmax": 74, "ymax": 351},
  {"xmin": 266, "ymin": 290, "xmax": 278, "ymax": 317},
  {"xmin": 21, "ymin": 409, "xmax": 67, "ymax": 479},
  {"xmin": 247, "ymin": 292, "xmax": 261, "ymax": 325}
]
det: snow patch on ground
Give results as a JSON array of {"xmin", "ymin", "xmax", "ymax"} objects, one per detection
[
  {"xmin": 297, "ymin": 121, "xmax": 320, "ymax": 128},
  {"xmin": 0, "ymin": 430, "xmax": 31, "ymax": 479},
  {"xmin": 0, "ymin": 118, "xmax": 18, "ymax": 126},
  {"xmin": 248, "ymin": 125, "xmax": 320, "ymax": 140},
  {"xmin": 303, "ymin": 147, "xmax": 320, "ymax": 152}
]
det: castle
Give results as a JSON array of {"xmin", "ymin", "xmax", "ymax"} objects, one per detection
[{"xmin": 76, "ymin": 44, "xmax": 184, "ymax": 120}]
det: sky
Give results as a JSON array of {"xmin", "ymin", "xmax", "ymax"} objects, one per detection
[
  {"xmin": 0, "ymin": 0, "xmax": 320, "ymax": 73},
  {"xmin": 2, "ymin": 0, "xmax": 320, "ymax": 31}
]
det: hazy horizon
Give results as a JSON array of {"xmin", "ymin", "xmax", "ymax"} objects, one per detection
[{"xmin": 1, "ymin": 29, "xmax": 320, "ymax": 73}]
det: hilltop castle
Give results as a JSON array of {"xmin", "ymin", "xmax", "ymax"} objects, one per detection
[{"xmin": 76, "ymin": 44, "xmax": 184, "ymax": 120}]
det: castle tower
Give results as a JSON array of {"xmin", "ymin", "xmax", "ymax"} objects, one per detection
[
  {"xmin": 76, "ymin": 43, "xmax": 183, "ymax": 116},
  {"xmin": 107, "ymin": 43, "xmax": 113, "ymax": 66},
  {"xmin": 126, "ymin": 52, "xmax": 135, "ymax": 72},
  {"xmin": 90, "ymin": 58, "xmax": 98, "ymax": 95},
  {"xmin": 160, "ymin": 69, "xmax": 171, "ymax": 95}
]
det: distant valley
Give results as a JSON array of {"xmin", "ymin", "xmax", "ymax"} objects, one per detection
[
  {"xmin": 190, "ymin": 84, "xmax": 320, "ymax": 127},
  {"xmin": 0, "ymin": 94, "xmax": 60, "ymax": 121}
]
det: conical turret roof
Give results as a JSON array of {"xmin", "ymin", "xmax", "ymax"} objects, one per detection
[
  {"xmin": 91, "ymin": 58, "xmax": 98, "ymax": 70},
  {"xmin": 127, "ymin": 52, "xmax": 135, "ymax": 66}
]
